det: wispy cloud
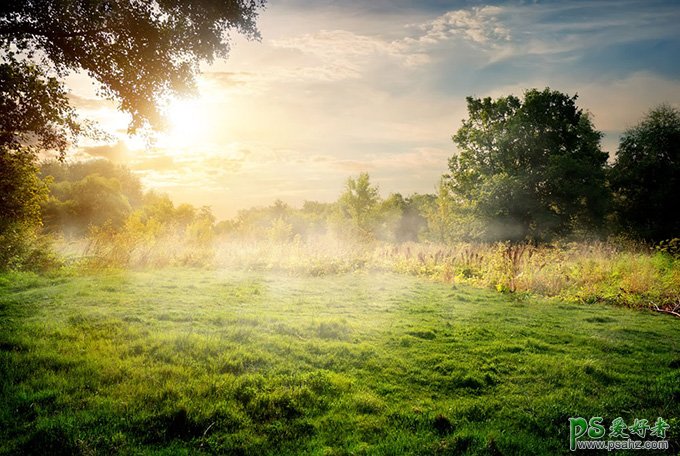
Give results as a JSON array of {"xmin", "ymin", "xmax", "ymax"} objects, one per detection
[
  {"xmin": 80, "ymin": 141, "xmax": 130, "ymax": 162},
  {"xmin": 131, "ymin": 155, "xmax": 176, "ymax": 171},
  {"xmin": 270, "ymin": 28, "xmax": 431, "ymax": 80},
  {"xmin": 266, "ymin": 5, "xmax": 515, "ymax": 79},
  {"xmin": 414, "ymin": 6, "xmax": 511, "ymax": 46},
  {"xmin": 68, "ymin": 93, "xmax": 113, "ymax": 111}
]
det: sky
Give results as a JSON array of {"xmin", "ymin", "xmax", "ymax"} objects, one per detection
[{"xmin": 65, "ymin": 0, "xmax": 680, "ymax": 219}]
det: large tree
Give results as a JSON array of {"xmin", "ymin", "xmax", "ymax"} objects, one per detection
[
  {"xmin": 446, "ymin": 88, "xmax": 609, "ymax": 242},
  {"xmin": 609, "ymin": 105, "xmax": 680, "ymax": 241}
]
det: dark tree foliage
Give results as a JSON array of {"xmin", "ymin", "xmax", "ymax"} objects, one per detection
[
  {"xmin": 0, "ymin": 60, "xmax": 82, "ymax": 154},
  {"xmin": 1, "ymin": 0, "xmax": 265, "ymax": 146},
  {"xmin": 447, "ymin": 88, "xmax": 610, "ymax": 242},
  {"xmin": 610, "ymin": 105, "xmax": 680, "ymax": 241}
]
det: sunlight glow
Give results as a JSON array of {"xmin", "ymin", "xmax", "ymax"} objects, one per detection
[{"xmin": 162, "ymin": 97, "xmax": 212, "ymax": 152}]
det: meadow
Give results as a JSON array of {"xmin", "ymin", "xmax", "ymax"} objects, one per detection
[
  {"xmin": 80, "ymin": 234, "xmax": 680, "ymax": 311},
  {"xmin": 2, "ymin": 2, "xmax": 679, "ymax": 454},
  {"xmin": 1, "ymin": 267, "xmax": 678, "ymax": 455}
]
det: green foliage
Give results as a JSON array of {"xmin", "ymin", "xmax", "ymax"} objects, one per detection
[
  {"xmin": 337, "ymin": 172, "xmax": 381, "ymax": 240},
  {"xmin": 41, "ymin": 159, "xmax": 143, "ymax": 205},
  {"xmin": 378, "ymin": 193, "xmax": 431, "ymax": 242},
  {"xmin": 300, "ymin": 200, "xmax": 336, "ymax": 237},
  {"xmin": 424, "ymin": 178, "xmax": 480, "ymax": 243},
  {"xmin": 221, "ymin": 181, "xmax": 429, "ymax": 244},
  {"xmin": 139, "ymin": 192, "xmax": 177, "ymax": 225},
  {"xmin": 65, "ymin": 175, "xmax": 131, "ymax": 229},
  {"xmin": 41, "ymin": 160, "xmax": 146, "ymax": 236},
  {"xmin": 609, "ymin": 104, "xmax": 680, "ymax": 241},
  {"xmin": 447, "ymin": 88, "xmax": 610, "ymax": 242},
  {"xmin": 267, "ymin": 218, "xmax": 294, "ymax": 243},
  {"xmin": 656, "ymin": 238, "xmax": 680, "ymax": 259},
  {"xmin": 225, "ymin": 200, "xmax": 304, "ymax": 241},
  {"xmin": 0, "ymin": 225, "xmax": 61, "ymax": 272},
  {"xmin": 84, "ymin": 206, "xmax": 217, "ymax": 269},
  {"xmin": 187, "ymin": 207, "xmax": 217, "ymax": 248},
  {"xmin": 0, "ymin": 148, "xmax": 56, "ymax": 271},
  {"xmin": 377, "ymin": 193, "xmax": 407, "ymax": 242},
  {"xmin": 0, "ymin": 270, "xmax": 678, "ymax": 454},
  {"xmin": 0, "ymin": 149, "xmax": 47, "ymax": 234},
  {"xmin": 37, "ymin": 160, "xmax": 221, "ymax": 268}
]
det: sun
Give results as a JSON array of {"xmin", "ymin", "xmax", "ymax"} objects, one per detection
[{"xmin": 165, "ymin": 98, "xmax": 205, "ymax": 137}]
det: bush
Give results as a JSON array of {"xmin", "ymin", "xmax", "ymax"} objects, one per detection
[
  {"xmin": 0, "ymin": 224, "xmax": 61, "ymax": 272},
  {"xmin": 0, "ymin": 147, "xmax": 55, "ymax": 271}
]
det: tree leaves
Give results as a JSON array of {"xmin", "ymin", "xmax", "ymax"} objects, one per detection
[
  {"xmin": 610, "ymin": 105, "xmax": 680, "ymax": 241},
  {"xmin": 446, "ymin": 88, "xmax": 609, "ymax": 242}
]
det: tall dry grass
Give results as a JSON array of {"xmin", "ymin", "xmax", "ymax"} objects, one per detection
[
  {"xmin": 65, "ymin": 228, "xmax": 680, "ymax": 309},
  {"xmin": 385, "ymin": 241, "xmax": 679, "ymax": 308}
]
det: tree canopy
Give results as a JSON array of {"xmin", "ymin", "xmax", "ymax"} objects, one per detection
[
  {"xmin": 338, "ymin": 172, "xmax": 381, "ymax": 240},
  {"xmin": 0, "ymin": 0, "xmax": 266, "ymax": 154},
  {"xmin": 446, "ymin": 88, "xmax": 610, "ymax": 242},
  {"xmin": 609, "ymin": 104, "xmax": 680, "ymax": 241}
]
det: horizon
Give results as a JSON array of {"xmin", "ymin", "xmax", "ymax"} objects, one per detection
[{"xmin": 64, "ymin": 0, "xmax": 680, "ymax": 219}]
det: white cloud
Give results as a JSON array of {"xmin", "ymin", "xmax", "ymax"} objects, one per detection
[
  {"xmin": 267, "ymin": 5, "xmax": 515, "ymax": 80},
  {"xmin": 273, "ymin": 29, "xmax": 392, "ymax": 58},
  {"xmin": 416, "ymin": 6, "xmax": 511, "ymax": 46}
]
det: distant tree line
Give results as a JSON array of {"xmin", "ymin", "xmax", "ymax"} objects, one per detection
[
  {"xmin": 213, "ymin": 175, "xmax": 433, "ymax": 244},
  {"xmin": 214, "ymin": 92, "xmax": 679, "ymax": 245},
  {"xmin": 38, "ymin": 159, "xmax": 216, "ymax": 242},
  {"xmin": 1, "ymin": 90, "xmax": 679, "ymax": 270}
]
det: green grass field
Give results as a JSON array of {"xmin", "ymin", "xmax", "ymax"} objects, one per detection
[{"xmin": 1, "ymin": 269, "xmax": 678, "ymax": 455}]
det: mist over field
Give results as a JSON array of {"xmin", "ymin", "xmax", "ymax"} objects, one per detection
[{"xmin": 1, "ymin": 0, "xmax": 680, "ymax": 454}]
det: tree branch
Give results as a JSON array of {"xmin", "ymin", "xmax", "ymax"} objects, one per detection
[
  {"xmin": 653, "ymin": 305, "xmax": 680, "ymax": 318},
  {"xmin": 0, "ymin": 22, "xmax": 110, "ymax": 39}
]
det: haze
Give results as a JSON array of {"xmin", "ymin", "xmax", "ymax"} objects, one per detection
[{"xmin": 65, "ymin": 0, "xmax": 680, "ymax": 219}]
